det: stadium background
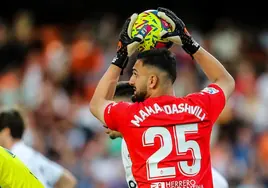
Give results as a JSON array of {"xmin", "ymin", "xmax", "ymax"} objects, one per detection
[{"xmin": 0, "ymin": 2, "xmax": 268, "ymax": 187}]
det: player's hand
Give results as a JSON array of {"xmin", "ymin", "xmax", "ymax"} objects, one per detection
[
  {"xmin": 104, "ymin": 126, "xmax": 122, "ymax": 139},
  {"xmin": 157, "ymin": 7, "xmax": 200, "ymax": 57},
  {"xmin": 118, "ymin": 13, "xmax": 147, "ymax": 56},
  {"xmin": 112, "ymin": 13, "xmax": 146, "ymax": 74}
]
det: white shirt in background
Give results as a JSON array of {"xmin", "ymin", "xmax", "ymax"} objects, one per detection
[{"xmin": 11, "ymin": 141, "xmax": 64, "ymax": 188}]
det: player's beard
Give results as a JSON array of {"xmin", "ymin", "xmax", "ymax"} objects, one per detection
[{"xmin": 132, "ymin": 90, "xmax": 147, "ymax": 102}]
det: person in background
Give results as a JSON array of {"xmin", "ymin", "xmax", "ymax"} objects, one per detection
[{"xmin": 0, "ymin": 108, "xmax": 77, "ymax": 188}]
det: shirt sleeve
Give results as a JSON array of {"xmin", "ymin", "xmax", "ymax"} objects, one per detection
[
  {"xmin": 185, "ymin": 83, "xmax": 226, "ymax": 124},
  {"xmin": 38, "ymin": 154, "xmax": 64, "ymax": 186},
  {"xmin": 104, "ymin": 102, "xmax": 131, "ymax": 131}
]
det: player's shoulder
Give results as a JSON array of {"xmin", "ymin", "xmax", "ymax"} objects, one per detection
[
  {"xmin": 0, "ymin": 146, "xmax": 6, "ymax": 156},
  {"xmin": 0, "ymin": 146, "xmax": 8, "ymax": 162},
  {"xmin": 0, "ymin": 146, "xmax": 45, "ymax": 188},
  {"xmin": 11, "ymin": 142, "xmax": 35, "ymax": 161},
  {"xmin": 0, "ymin": 146, "xmax": 15, "ymax": 159},
  {"xmin": 0, "ymin": 146, "xmax": 7, "ymax": 154},
  {"xmin": 185, "ymin": 84, "xmax": 223, "ymax": 98},
  {"xmin": 31, "ymin": 147, "xmax": 63, "ymax": 172},
  {"xmin": 111, "ymin": 101, "xmax": 140, "ymax": 112},
  {"xmin": 12, "ymin": 141, "xmax": 50, "ymax": 166},
  {"xmin": 27, "ymin": 146, "xmax": 53, "ymax": 166}
]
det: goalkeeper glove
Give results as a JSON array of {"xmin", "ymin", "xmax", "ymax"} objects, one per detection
[
  {"xmin": 157, "ymin": 7, "xmax": 200, "ymax": 58},
  {"xmin": 112, "ymin": 13, "xmax": 146, "ymax": 74}
]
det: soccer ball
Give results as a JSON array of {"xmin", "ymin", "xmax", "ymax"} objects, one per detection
[{"xmin": 131, "ymin": 9, "xmax": 173, "ymax": 52}]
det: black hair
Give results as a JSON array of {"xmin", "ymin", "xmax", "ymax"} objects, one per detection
[
  {"xmin": 137, "ymin": 48, "xmax": 177, "ymax": 83},
  {"xmin": 114, "ymin": 81, "xmax": 134, "ymax": 98},
  {"xmin": 0, "ymin": 109, "xmax": 24, "ymax": 139}
]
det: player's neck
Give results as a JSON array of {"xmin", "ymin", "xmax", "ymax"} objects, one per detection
[
  {"xmin": 8, "ymin": 139, "xmax": 21, "ymax": 149},
  {"xmin": 151, "ymin": 86, "xmax": 174, "ymax": 97}
]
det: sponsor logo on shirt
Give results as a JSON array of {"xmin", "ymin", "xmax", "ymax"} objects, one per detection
[
  {"xmin": 151, "ymin": 180, "xmax": 204, "ymax": 188},
  {"xmin": 201, "ymin": 87, "xmax": 219, "ymax": 94},
  {"xmin": 151, "ymin": 182, "xmax": 165, "ymax": 188}
]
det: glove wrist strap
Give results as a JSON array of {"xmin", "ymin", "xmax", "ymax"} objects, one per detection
[
  {"xmin": 111, "ymin": 50, "xmax": 128, "ymax": 75},
  {"xmin": 181, "ymin": 34, "xmax": 200, "ymax": 57}
]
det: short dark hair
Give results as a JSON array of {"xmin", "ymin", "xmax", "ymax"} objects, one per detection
[
  {"xmin": 114, "ymin": 81, "xmax": 134, "ymax": 98},
  {"xmin": 137, "ymin": 48, "xmax": 177, "ymax": 83},
  {"xmin": 0, "ymin": 109, "xmax": 24, "ymax": 139}
]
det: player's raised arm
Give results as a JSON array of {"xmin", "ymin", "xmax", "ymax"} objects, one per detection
[
  {"xmin": 157, "ymin": 7, "xmax": 235, "ymax": 100},
  {"xmin": 89, "ymin": 13, "xmax": 145, "ymax": 124},
  {"xmin": 193, "ymin": 48, "xmax": 235, "ymax": 100}
]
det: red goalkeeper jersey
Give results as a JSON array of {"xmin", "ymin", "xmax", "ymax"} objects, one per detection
[{"xmin": 104, "ymin": 84, "xmax": 225, "ymax": 188}]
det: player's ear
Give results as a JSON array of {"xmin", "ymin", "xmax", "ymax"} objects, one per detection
[
  {"xmin": 148, "ymin": 74, "xmax": 158, "ymax": 89},
  {"xmin": 3, "ymin": 127, "xmax": 10, "ymax": 136}
]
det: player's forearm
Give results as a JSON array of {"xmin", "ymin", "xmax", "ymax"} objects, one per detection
[
  {"xmin": 193, "ymin": 47, "xmax": 235, "ymax": 91},
  {"xmin": 90, "ymin": 65, "xmax": 121, "ymax": 114},
  {"xmin": 193, "ymin": 47, "xmax": 232, "ymax": 82}
]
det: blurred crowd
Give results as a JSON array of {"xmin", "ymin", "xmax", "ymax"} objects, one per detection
[{"xmin": 0, "ymin": 10, "xmax": 268, "ymax": 188}]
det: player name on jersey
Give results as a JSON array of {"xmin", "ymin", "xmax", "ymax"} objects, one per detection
[{"xmin": 131, "ymin": 103, "xmax": 206, "ymax": 126}]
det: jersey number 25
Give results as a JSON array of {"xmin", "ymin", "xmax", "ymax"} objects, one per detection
[{"xmin": 143, "ymin": 123, "xmax": 201, "ymax": 180}]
